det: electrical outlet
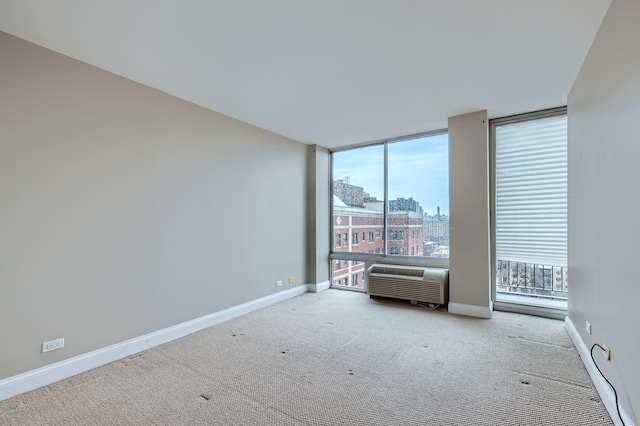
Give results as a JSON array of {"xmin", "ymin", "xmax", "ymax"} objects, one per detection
[
  {"xmin": 42, "ymin": 338, "xmax": 65, "ymax": 353},
  {"xmin": 276, "ymin": 280, "xmax": 283, "ymax": 287},
  {"xmin": 602, "ymin": 344, "xmax": 611, "ymax": 361},
  {"xmin": 289, "ymin": 277, "xmax": 295, "ymax": 283},
  {"xmin": 586, "ymin": 321, "xmax": 592, "ymax": 334}
]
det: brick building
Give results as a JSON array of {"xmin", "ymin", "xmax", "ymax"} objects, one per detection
[
  {"xmin": 333, "ymin": 178, "xmax": 365, "ymax": 208},
  {"xmin": 332, "ymin": 183, "xmax": 426, "ymax": 288},
  {"xmin": 333, "ymin": 201, "xmax": 383, "ymax": 289},
  {"xmin": 388, "ymin": 210, "xmax": 424, "ymax": 256}
]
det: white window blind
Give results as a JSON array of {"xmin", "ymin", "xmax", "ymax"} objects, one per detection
[{"xmin": 495, "ymin": 115, "xmax": 567, "ymax": 266}]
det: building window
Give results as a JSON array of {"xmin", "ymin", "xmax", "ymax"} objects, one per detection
[
  {"xmin": 352, "ymin": 274, "xmax": 358, "ymax": 287},
  {"xmin": 336, "ymin": 234, "xmax": 342, "ymax": 247},
  {"xmin": 390, "ymin": 230, "xmax": 402, "ymax": 240},
  {"xmin": 375, "ymin": 248, "xmax": 381, "ymax": 254},
  {"xmin": 389, "ymin": 230, "xmax": 404, "ymax": 240},
  {"xmin": 352, "ymin": 232, "xmax": 358, "ymax": 245},
  {"xmin": 375, "ymin": 230, "xmax": 381, "ymax": 238},
  {"xmin": 369, "ymin": 232, "xmax": 374, "ymax": 242}
]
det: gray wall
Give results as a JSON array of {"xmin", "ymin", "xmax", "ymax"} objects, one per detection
[
  {"xmin": 567, "ymin": 0, "xmax": 640, "ymax": 420},
  {"xmin": 448, "ymin": 111, "xmax": 492, "ymax": 315},
  {"xmin": 0, "ymin": 32, "xmax": 307, "ymax": 380}
]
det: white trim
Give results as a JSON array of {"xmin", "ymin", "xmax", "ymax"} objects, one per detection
[
  {"xmin": 307, "ymin": 281, "xmax": 330, "ymax": 293},
  {"xmin": 0, "ymin": 285, "xmax": 309, "ymax": 402},
  {"xmin": 493, "ymin": 301, "xmax": 566, "ymax": 321},
  {"xmin": 565, "ymin": 317, "xmax": 635, "ymax": 426},
  {"xmin": 448, "ymin": 301, "xmax": 493, "ymax": 319}
]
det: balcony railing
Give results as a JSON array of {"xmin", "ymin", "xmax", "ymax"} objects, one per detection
[{"xmin": 496, "ymin": 260, "xmax": 568, "ymax": 300}]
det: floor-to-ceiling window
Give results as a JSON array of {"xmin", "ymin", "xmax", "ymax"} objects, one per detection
[
  {"xmin": 491, "ymin": 107, "xmax": 568, "ymax": 316},
  {"xmin": 330, "ymin": 131, "xmax": 449, "ymax": 290}
]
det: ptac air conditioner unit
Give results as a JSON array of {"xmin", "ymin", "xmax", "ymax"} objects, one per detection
[{"xmin": 367, "ymin": 264, "xmax": 449, "ymax": 305}]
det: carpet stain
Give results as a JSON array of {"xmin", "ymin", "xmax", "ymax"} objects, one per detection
[
  {"xmin": 199, "ymin": 394, "xmax": 211, "ymax": 401},
  {"xmin": 508, "ymin": 336, "xmax": 572, "ymax": 350},
  {"xmin": 515, "ymin": 370, "xmax": 592, "ymax": 390}
]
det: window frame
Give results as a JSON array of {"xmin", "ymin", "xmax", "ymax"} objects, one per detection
[
  {"xmin": 489, "ymin": 106, "xmax": 568, "ymax": 320},
  {"xmin": 329, "ymin": 129, "xmax": 450, "ymax": 280}
]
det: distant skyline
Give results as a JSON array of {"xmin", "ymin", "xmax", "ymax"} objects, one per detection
[{"xmin": 333, "ymin": 133, "xmax": 449, "ymax": 216}]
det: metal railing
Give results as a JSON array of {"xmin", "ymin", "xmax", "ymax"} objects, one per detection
[{"xmin": 496, "ymin": 260, "xmax": 568, "ymax": 299}]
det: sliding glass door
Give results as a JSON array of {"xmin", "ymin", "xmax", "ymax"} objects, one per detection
[{"xmin": 491, "ymin": 108, "xmax": 568, "ymax": 315}]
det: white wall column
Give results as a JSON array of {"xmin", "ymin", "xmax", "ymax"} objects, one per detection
[{"xmin": 447, "ymin": 110, "xmax": 492, "ymax": 318}]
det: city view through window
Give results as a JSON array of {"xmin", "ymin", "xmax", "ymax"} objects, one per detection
[
  {"xmin": 331, "ymin": 134, "xmax": 449, "ymax": 288},
  {"xmin": 330, "ymin": 112, "xmax": 567, "ymax": 309}
]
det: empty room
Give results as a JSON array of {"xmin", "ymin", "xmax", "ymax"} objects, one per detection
[{"xmin": 0, "ymin": 1, "xmax": 638, "ymax": 425}]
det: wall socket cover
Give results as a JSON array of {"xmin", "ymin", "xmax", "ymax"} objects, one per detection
[{"xmin": 42, "ymin": 337, "xmax": 65, "ymax": 353}]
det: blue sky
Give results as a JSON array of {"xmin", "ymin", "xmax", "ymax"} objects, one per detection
[{"xmin": 333, "ymin": 134, "xmax": 449, "ymax": 216}]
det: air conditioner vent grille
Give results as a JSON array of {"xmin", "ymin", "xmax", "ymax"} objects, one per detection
[
  {"xmin": 369, "ymin": 266, "xmax": 424, "ymax": 277},
  {"xmin": 367, "ymin": 264, "xmax": 449, "ymax": 305}
]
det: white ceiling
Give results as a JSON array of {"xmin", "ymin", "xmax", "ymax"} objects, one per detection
[{"xmin": 0, "ymin": 1, "xmax": 610, "ymax": 149}]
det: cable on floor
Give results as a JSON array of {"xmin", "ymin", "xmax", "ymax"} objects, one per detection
[
  {"xmin": 590, "ymin": 343, "xmax": 626, "ymax": 426},
  {"xmin": 416, "ymin": 302, "xmax": 440, "ymax": 310}
]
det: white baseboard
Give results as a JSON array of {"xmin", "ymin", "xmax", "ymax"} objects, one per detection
[
  {"xmin": 448, "ymin": 301, "xmax": 493, "ymax": 319},
  {"xmin": 565, "ymin": 317, "xmax": 635, "ymax": 426},
  {"xmin": 307, "ymin": 280, "xmax": 330, "ymax": 293},
  {"xmin": 0, "ymin": 284, "xmax": 309, "ymax": 402}
]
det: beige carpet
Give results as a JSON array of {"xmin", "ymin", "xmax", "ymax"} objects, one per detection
[{"xmin": 0, "ymin": 290, "xmax": 612, "ymax": 425}]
